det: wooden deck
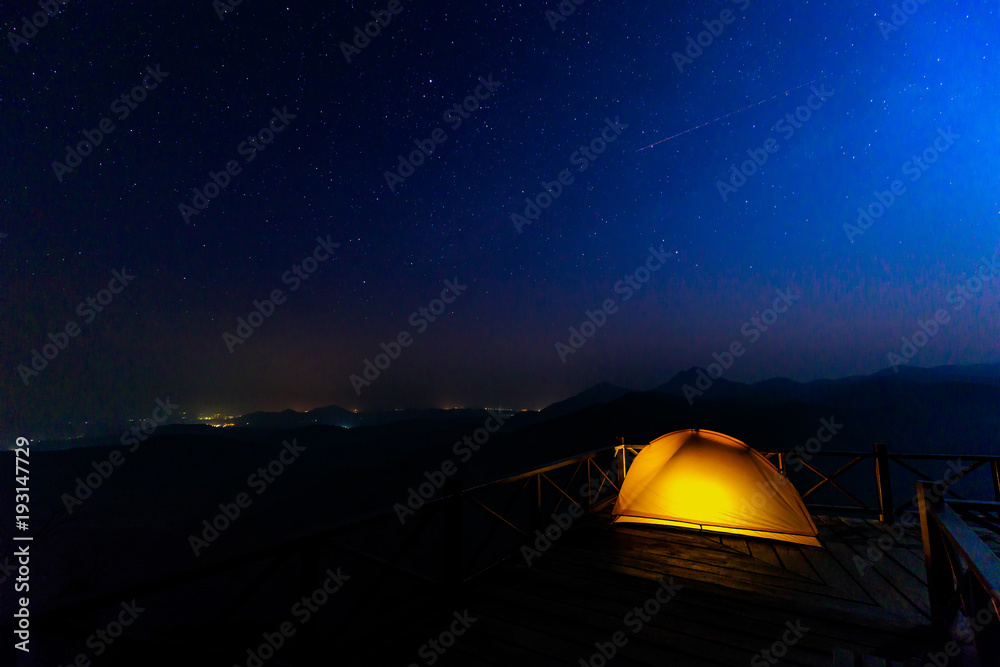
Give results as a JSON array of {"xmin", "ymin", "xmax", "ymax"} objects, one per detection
[{"xmin": 431, "ymin": 508, "xmax": 936, "ymax": 666}]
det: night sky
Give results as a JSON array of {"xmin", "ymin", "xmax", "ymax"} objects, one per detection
[{"xmin": 3, "ymin": 1, "xmax": 998, "ymax": 433}]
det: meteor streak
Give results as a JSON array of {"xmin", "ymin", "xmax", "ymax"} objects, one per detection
[{"xmin": 635, "ymin": 77, "xmax": 827, "ymax": 153}]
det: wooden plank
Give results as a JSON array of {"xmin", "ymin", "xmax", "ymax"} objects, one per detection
[
  {"xmin": 489, "ymin": 562, "xmax": 865, "ymax": 663},
  {"xmin": 455, "ymin": 508, "xmax": 936, "ymax": 663},
  {"xmin": 720, "ymin": 535, "xmax": 753, "ymax": 555},
  {"xmin": 800, "ymin": 542, "xmax": 875, "ymax": 604},
  {"xmin": 590, "ymin": 524, "xmax": 821, "ymax": 585},
  {"xmin": 845, "ymin": 542, "xmax": 930, "ymax": 619},
  {"xmin": 600, "ymin": 521, "xmax": 750, "ymax": 555},
  {"xmin": 822, "ymin": 539, "xmax": 927, "ymax": 625},
  {"xmin": 473, "ymin": 582, "xmax": 756, "ymax": 666},
  {"xmin": 747, "ymin": 540, "xmax": 783, "ymax": 569},
  {"xmin": 507, "ymin": 551, "xmax": 921, "ymax": 665},
  {"xmin": 827, "ymin": 517, "xmax": 928, "ymax": 581},
  {"xmin": 882, "ymin": 544, "xmax": 928, "ymax": 585},
  {"xmin": 559, "ymin": 534, "xmax": 862, "ymax": 603},
  {"xmin": 773, "ymin": 543, "xmax": 825, "ymax": 582},
  {"xmin": 845, "ymin": 518, "xmax": 923, "ymax": 549},
  {"xmin": 824, "ymin": 520, "xmax": 931, "ymax": 617},
  {"xmin": 540, "ymin": 544, "xmax": 915, "ymax": 631},
  {"xmin": 515, "ymin": 555, "xmax": 896, "ymax": 650}
]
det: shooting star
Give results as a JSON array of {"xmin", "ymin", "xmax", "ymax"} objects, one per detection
[{"xmin": 635, "ymin": 76, "xmax": 827, "ymax": 153}]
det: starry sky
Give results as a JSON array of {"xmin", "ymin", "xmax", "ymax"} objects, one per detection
[{"xmin": 2, "ymin": 1, "xmax": 998, "ymax": 433}]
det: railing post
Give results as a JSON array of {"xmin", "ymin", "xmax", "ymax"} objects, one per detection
[
  {"xmin": 991, "ymin": 460, "xmax": 1000, "ymax": 502},
  {"xmin": 443, "ymin": 478, "xmax": 464, "ymax": 588},
  {"xmin": 991, "ymin": 460, "xmax": 1000, "ymax": 520},
  {"xmin": 967, "ymin": 569, "xmax": 1000, "ymax": 662},
  {"xmin": 874, "ymin": 442, "xmax": 894, "ymax": 524},
  {"xmin": 917, "ymin": 481, "xmax": 953, "ymax": 636},
  {"xmin": 616, "ymin": 437, "xmax": 627, "ymax": 486},
  {"xmin": 777, "ymin": 452, "xmax": 786, "ymax": 475}
]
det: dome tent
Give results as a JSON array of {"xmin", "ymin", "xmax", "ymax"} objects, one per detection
[{"xmin": 612, "ymin": 429, "xmax": 820, "ymax": 546}]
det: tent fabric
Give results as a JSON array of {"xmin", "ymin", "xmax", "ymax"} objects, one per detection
[{"xmin": 612, "ymin": 429, "xmax": 821, "ymax": 546}]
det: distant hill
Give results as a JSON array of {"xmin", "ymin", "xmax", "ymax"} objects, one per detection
[
  {"xmin": 486, "ymin": 373, "xmax": 1000, "ymax": 473},
  {"xmin": 18, "ymin": 362, "xmax": 1000, "ymax": 449},
  {"xmin": 504, "ymin": 382, "xmax": 632, "ymax": 431},
  {"xmin": 653, "ymin": 367, "xmax": 755, "ymax": 400},
  {"xmin": 233, "ymin": 408, "xmax": 316, "ymax": 429},
  {"xmin": 305, "ymin": 404, "xmax": 360, "ymax": 426}
]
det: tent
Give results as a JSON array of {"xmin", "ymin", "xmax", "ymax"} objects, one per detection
[{"xmin": 612, "ymin": 429, "xmax": 820, "ymax": 546}]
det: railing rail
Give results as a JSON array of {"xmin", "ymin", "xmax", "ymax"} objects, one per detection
[
  {"xmin": 617, "ymin": 442, "xmax": 1000, "ymax": 524},
  {"xmin": 917, "ymin": 481, "xmax": 1000, "ymax": 660},
  {"xmin": 12, "ymin": 438, "xmax": 1000, "ymax": 660}
]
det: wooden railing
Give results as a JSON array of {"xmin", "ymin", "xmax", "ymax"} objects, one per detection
[
  {"xmin": 12, "ymin": 439, "xmax": 1000, "ymax": 661},
  {"xmin": 917, "ymin": 480, "xmax": 1000, "ymax": 660},
  {"xmin": 616, "ymin": 442, "xmax": 1000, "ymax": 524}
]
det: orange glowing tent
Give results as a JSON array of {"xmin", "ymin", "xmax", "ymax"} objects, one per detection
[{"xmin": 612, "ymin": 429, "xmax": 820, "ymax": 546}]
